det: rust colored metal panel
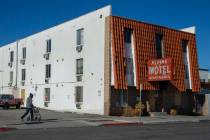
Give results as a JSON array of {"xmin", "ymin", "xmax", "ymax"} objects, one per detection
[{"xmin": 110, "ymin": 16, "xmax": 200, "ymax": 92}]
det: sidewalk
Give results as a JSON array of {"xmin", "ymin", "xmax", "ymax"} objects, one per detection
[
  {"xmin": 1, "ymin": 109, "xmax": 210, "ymax": 130},
  {"xmin": 102, "ymin": 115, "xmax": 210, "ymax": 126}
]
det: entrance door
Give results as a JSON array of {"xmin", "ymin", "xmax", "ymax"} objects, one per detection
[{"xmin": 21, "ymin": 89, "xmax": 26, "ymax": 105}]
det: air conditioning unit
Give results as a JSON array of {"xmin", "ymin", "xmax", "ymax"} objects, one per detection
[
  {"xmin": 21, "ymin": 81, "xmax": 25, "ymax": 86},
  {"xmin": 76, "ymin": 45, "xmax": 83, "ymax": 52},
  {"xmin": 43, "ymin": 53, "xmax": 50, "ymax": 60},
  {"xmin": 76, "ymin": 75, "xmax": 82, "ymax": 82},
  {"xmin": 8, "ymin": 82, "xmax": 12, "ymax": 87},
  {"xmin": 20, "ymin": 59, "xmax": 26, "ymax": 65},
  {"xmin": 8, "ymin": 62, "xmax": 12, "ymax": 67},
  {"xmin": 45, "ymin": 78, "xmax": 50, "ymax": 84},
  {"xmin": 75, "ymin": 103, "xmax": 82, "ymax": 109}
]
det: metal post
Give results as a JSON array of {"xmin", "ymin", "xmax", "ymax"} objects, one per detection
[{"xmin": 139, "ymin": 83, "xmax": 142, "ymax": 125}]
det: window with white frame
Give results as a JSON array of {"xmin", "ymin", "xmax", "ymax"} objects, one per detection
[
  {"xmin": 46, "ymin": 39, "xmax": 51, "ymax": 53},
  {"xmin": 45, "ymin": 64, "xmax": 51, "ymax": 79},
  {"xmin": 76, "ymin": 28, "xmax": 84, "ymax": 47},
  {"xmin": 21, "ymin": 69, "xmax": 26, "ymax": 81},
  {"xmin": 44, "ymin": 88, "xmax": 50, "ymax": 107},
  {"xmin": 10, "ymin": 51, "xmax": 14, "ymax": 62},
  {"xmin": 9, "ymin": 71, "xmax": 13, "ymax": 83},
  {"xmin": 76, "ymin": 59, "xmax": 83, "ymax": 75},
  {"xmin": 75, "ymin": 86, "xmax": 83, "ymax": 103},
  {"xmin": 22, "ymin": 48, "xmax": 26, "ymax": 59}
]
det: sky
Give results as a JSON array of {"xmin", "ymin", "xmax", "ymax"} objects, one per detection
[{"xmin": 0, "ymin": 0, "xmax": 209, "ymax": 69}]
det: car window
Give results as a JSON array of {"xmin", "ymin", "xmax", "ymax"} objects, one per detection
[{"xmin": 1, "ymin": 95, "xmax": 13, "ymax": 100}]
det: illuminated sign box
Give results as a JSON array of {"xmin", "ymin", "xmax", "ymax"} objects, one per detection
[{"xmin": 148, "ymin": 58, "xmax": 173, "ymax": 81}]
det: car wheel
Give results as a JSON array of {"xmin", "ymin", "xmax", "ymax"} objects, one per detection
[
  {"xmin": 4, "ymin": 103, "xmax": 9, "ymax": 109},
  {"xmin": 16, "ymin": 103, "xmax": 21, "ymax": 109}
]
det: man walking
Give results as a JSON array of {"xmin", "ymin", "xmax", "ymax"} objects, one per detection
[{"xmin": 21, "ymin": 93, "xmax": 34, "ymax": 121}]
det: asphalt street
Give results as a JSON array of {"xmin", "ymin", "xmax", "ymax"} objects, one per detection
[{"xmin": 1, "ymin": 122, "xmax": 210, "ymax": 140}]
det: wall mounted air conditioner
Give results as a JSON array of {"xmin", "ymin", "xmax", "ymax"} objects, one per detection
[
  {"xmin": 8, "ymin": 62, "xmax": 13, "ymax": 67},
  {"xmin": 8, "ymin": 82, "xmax": 12, "ymax": 87},
  {"xmin": 20, "ymin": 59, "xmax": 26, "ymax": 65},
  {"xmin": 76, "ymin": 45, "xmax": 83, "ymax": 52},
  {"xmin": 43, "ymin": 53, "xmax": 50, "ymax": 60},
  {"xmin": 21, "ymin": 81, "xmax": 25, "ymax": 86},
  {"xmin": 45, "ymin": 78, "xmax": 50, "ymax": 84}
]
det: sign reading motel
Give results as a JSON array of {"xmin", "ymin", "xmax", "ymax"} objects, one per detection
[{"xmin": 148, "ymin": 58, "xmax": 173, "ymax": 81}]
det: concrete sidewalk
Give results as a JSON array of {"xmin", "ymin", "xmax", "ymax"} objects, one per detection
[
  {"xmin": 1, "ymin": 109, "xmax": 210, "ymax": 130},
  {"xmin": 104, "ymin": 115, "xmax": 210, "ymax": 125}
]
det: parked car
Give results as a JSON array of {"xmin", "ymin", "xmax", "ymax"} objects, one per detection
[{"xmin": 0, "ymin": 94, "xmax": 23, "ymax": 109}]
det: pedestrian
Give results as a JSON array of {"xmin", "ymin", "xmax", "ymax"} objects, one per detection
[{"xmin": 21, "ymin": 93, "xmax": 34, "ymax": 121}]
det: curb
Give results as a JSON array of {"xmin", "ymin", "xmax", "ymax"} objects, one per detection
[
  {"xmin": 101, "ymin": 121, "xmax": 144, "ymax": 126},
  {"xmin": 0, "ymin": 127, "xmax": 16, "ymax": 132}
]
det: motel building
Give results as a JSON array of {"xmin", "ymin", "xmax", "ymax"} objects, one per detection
[{"xmin": 0, "ymin": 5, "xmax": 201, "ymax": 116}]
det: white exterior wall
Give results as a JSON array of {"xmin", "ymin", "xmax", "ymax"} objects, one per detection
[
  {"xmin": 199, "ymin": 69, "xmax": 209, "ymax": 83},
  {"xmin": 181, "ymin": 26, "xmax": 196, "ymax": 34},
  {"xmin": 208, "ymin": 73, "xmax": 210, "ymax": 82},
  {"xmin": 0, "ymin": 43, "xmax": 19, "ymax": 97},
  {"xmin": 0, "ymin": 5, "xmax": 111, "ymax": 115}
]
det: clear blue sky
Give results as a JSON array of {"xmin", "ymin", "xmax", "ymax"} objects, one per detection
[{"xmin": 0, "ymin": 0, "xmax": 209, "ymax": 69}]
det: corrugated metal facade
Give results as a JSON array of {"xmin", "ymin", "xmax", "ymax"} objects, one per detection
[{"xmin": 110, "ymin": 16, "xmax": 200, "ymax": 92}]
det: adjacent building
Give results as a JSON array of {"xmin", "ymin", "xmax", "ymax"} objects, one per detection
[
  {"xmin": 198, "ymin": 69, "xmax": 210, "ymax": 115},
  {"xmin": 0, "ymin": 5, "xmax": 201, "ymax": 115}
]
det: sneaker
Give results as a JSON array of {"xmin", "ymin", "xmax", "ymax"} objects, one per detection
[{"xmin": 21, "ymin": 118, "xmax": 24, "ymax": 122}]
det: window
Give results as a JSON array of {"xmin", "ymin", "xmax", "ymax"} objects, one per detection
[
  {"xmin": 182, "ymin": 39, "xmax": 188, "ymax": 63},
  {"xmin": 155, "ymin": 34, "xmax": 164, "ymax": 58},
  {"xmin": 182, "ymin": 40, "xmax": 188, "ymax": 53},
  {"xmin": 182, "ymin": 39, "xmax": 189, "ymax": 79},
  {"xmin": 75, "ymin": 86, "xmax": 83, "ymax": 103},
  {"xmin": 46, "ymin": 39, "xmax": 51, "ymax": 53},
  {"xmin": 185, "ymin": 65, "xmax": 189, "ymax": 79},
  {"xmin": 22, "ymin": 69, "xmax": 26, "ymax": 81},
  {"xmin": 45, "ymin": 64, "xmax": 51, "ymax": 78},
  {"xmin": 22, "ymin": 48, "xmax": 26, "ymax": 59},
  {"xmin": 76, "ymin": 28, "xmax": 84, "ymax": 46},
  {"xmin": 10, "ymin": 71, "xmax": 13, "ymax": 82},
  {"xmin": 44, "ymin": 88, "xmax": 50, "ymax": 107},
  {"xmin": 124, "ymin": 28, "xmax": 132, "ymax": 43},
  {"xmin": 200, "ymin": 79, "xmax": 206, "ymax": 83},
  {"xmin": 76, "ymin": 59, "xmax": 83, "ymax": 75},
  {"xmin": 10, "ymin": 51, "xmax": 14, "ymax": 62}
]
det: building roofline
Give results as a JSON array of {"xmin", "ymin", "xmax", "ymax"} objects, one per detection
[
  {"xmin": 110, "ymin": 15, "xmax": 196, "ymax": 36},
  {"xmin": 199, "ymin": 68, "xmax": 209, "ymax": 71}
]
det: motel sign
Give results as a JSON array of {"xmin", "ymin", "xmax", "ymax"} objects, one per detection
[{"xmin": 148, "ymin": 58, "xmax": 173, "ymax": 81}]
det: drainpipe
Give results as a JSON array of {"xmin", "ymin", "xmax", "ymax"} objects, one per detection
[{"xmin": 15, "ymin": 40, "xmax": 19, "ymax": 88}]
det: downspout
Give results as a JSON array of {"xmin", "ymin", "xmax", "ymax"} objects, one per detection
[{"xmin": 15, "ymin": 40, "xmax": 19, "ymax": 88}]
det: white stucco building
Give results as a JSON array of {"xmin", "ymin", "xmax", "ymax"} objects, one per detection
[{"xmin": 0, "ymin": 5, "xmax": 112, "ymax": 115}]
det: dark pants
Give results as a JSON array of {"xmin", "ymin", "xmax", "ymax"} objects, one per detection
[{"xmin": 21, "ymin": 108, "xmax": 34, "ymax": 120}]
